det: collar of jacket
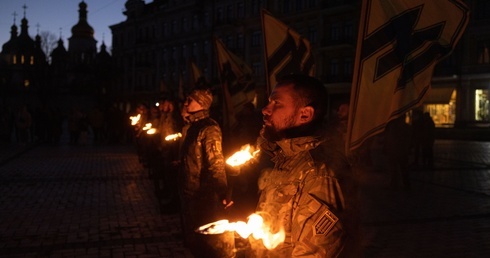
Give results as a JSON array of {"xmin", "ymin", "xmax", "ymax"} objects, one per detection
[
  {"xmin": 187, "ymin": 110, "xmax": 210, "ymax": 123},
  {"xmin": 271, "ymin": 136, "xmax": 322, "ymax": 157}
]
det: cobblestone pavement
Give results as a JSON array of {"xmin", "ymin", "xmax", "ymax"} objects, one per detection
[
  {"xmin": 0, "ymin": 139, "xmax": 489, "ymax": 257},
  {"xmin": 0, "ymin": 143, "xmax": 192, "ymax": 258}
]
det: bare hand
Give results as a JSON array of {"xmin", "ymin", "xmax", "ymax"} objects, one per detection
[{"xmin": 222, "ymin": 199, "xmax": 234, "ymax": 209}]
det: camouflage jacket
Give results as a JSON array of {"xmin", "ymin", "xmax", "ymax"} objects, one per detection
[
  {"xmin": 179, "ymin": 110, "xmax": 228, "ymax": 199},
  {"xmin": 254, "ymin": 133, "xmax": 353, "ymax": 258}
]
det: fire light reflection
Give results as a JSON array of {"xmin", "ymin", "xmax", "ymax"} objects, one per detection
[
  {"xmin": 226, "ymin": 144, "xmax": 260, "ymax": 167},
  {"xmin": 197, "ymin": 213, "xmax": 285, "ymax": 250}
]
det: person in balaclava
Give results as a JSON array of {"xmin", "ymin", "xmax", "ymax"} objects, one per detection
[{"xmin": 177, "ymin": 88, "xmax": 233, "ymax": 257}]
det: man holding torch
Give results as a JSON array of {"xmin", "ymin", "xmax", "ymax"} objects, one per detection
[
  {"xmin": 251, "ymin": 74, "xmax": 360, "ymax": 257},
  {"xmin": 177, "ymin": 88, "xmax": 233, "ymax": 256}
]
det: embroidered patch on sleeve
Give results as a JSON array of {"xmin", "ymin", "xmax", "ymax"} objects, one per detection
[{"xmin": 313, "ymin": 209, "xmax": 339, "ymax": 235}]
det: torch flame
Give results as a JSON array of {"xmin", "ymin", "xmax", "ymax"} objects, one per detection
[
  {"xmin": 165, "ymin": 132, "xmax": 182, "ymax": 141},
  {"xmin": 146, "ymin": 128, "xmax": 157, "ymax": 135},
  {"xmin": 142, "ymin": 123, "xmax": 152, "ymax": 131},
  {"xmin": 197, "ymin": 213, "xmax": 285, "ymax": 250},
  {"xmin": 226, "ymin": 144, "xmax": 260, "ymax": 167},
  {"xmin": 129, "ymin": 114, "xmax": 141, "ymax": 125}
]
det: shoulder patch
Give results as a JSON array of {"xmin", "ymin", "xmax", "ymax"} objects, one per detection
[{"xmin": 313, "ymin": 209, "xmax": 339, "ymax": 235}]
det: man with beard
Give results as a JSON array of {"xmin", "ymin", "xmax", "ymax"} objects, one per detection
[{"xmin": 250, "ymin": 74, "xmax": 359, "ymax": 257}]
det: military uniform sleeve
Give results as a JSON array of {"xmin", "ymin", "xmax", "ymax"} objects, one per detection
[
  {"xmin": 291, "ymin": 168, "xmax": 347, "ymax": 257},
  {"xmin": 202, "ymin": 124, "xmax": 228, "ymax": 197}
]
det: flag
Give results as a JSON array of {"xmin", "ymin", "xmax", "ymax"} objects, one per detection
[
  {"xmin": 190, "ymin": 61, "xmax": 207, "ymax": 87},
  {"xmin": 261, "ymin": 9, "xmax": 315, "ymax": 95},
  {"xmin": 214, "ymin": 36, "xmax": 256, "ymax": 134},
  {"xmin": 178, "ymin": 71, "xmax": 185, "ymax": 102},
  {"xmin": 346, "ymin": 0, "xmax": 469, "ymax": 152}
]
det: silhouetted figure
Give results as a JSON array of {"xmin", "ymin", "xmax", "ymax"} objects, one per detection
[
  {"xmin": 411, "ymin": 109, "xmax": 424, "ymax": 167},
  {"xmin": 421, "ymin": 112, "xmax": 436, "ymax": 169},
  {"xmin": 15, "ymin": 105, "xmax": 32, "ymax": 145},
  {"xmin": 384, "ymin": 115, "xmax": 413, "ymax": 190}
]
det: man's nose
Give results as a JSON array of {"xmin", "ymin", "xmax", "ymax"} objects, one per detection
[{"xmin": 262, "ymin": 104, "xmax": 271, "ymax": 115}]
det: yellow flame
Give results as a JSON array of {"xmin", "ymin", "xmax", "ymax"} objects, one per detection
[
  {"xmin": 226, "ymin": 144, "xmax": 260, "ymax": 167},
  {"xmin": 142, "ymin": 123, "xmax": 152, "ymax": 131},
  {"xmin": 197, "ymin": 213, "xmax": 285, "ymax": 250},
  {"xmin": 165, "ymin": 132, "xmax": 182, "ymax": 141},
  {"xmin": 129, "ymin": 114, "xmax": 141, "ymax": 125},
  {"xmin": 146, "ymin": 128, "xmax": 157, "ymax": 134}
]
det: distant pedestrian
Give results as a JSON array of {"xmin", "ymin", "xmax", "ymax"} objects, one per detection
[
  {"xmin": 411, "ymin": 109, "xmax": 424, "ymax": 167},
  {"xmin": 15, "ymin": 105, "xmax": 32, "ymax": 145},
  {"xmin": 88, "ymin": 106, "xmax": 105, "ymax": 144},
  {"xmin": 68, "ymin": 107, "xmax": 83, "ymax": 145},
  {"xmin": 155, "ymin": 99, "xmax": 182, "ymax": 213},
  {"xmin": 421, "ymin": 112, "xmax": 436, "ymax": 169},
  {"xmin": 384, "ymin": 115, "xmax": 413, "ymax": 189}
]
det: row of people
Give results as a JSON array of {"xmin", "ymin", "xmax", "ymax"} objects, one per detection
[{"xmin": 131, "ymin": 75, "xmax": 361, "ymax": 257}]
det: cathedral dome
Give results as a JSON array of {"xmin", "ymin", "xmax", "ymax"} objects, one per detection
[{"xmin": 71, "ymin": 1, "xmax": 94, "ymax": 38}]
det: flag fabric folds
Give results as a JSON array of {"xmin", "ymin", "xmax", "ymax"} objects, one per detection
[
  {"xmin": 190, "ymin": 61, "xmax": 206, "ymax": 87},
  {"xmin": 214, "ymin": 37, "xmax": 256, "ymax": 134},
  {"xmin": 261, "ymin": 10, "xmax": 315, "ymax": 95},
  {"xmin": 346, "ymin": 0, "xmax": 469, "ymax": 152}
]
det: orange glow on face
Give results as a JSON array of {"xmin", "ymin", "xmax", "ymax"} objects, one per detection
[
  {"xmin": 226, "ymin": 144, "xmax": 260, "ymax": 167},
  {"xmin": 197, "ymin": 213, "xmax": 285, "ymax": 250}
]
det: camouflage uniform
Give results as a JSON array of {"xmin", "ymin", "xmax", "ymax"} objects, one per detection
[
  {"xmin": 252, "ymin": 130, "xmax": 356, "ymax": 258},
  {"xmin": 178, "ymin": 109, "xmax": 229, "ymax": 251}
]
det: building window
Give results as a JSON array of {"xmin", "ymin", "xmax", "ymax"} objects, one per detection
[
  {"xmin": 237, "ymin": 34, "xmax": 244, "ymax": 50},
  {"xmin": 330, "ymin": 59, "xmax": 339, "ymax": 76},
  {"xmin": 308, "ymin": 26, "xmax": 317, "ymax": 44},
  {"xmin": 183, "ymin": 17, "xmax": 188, "ymax": 32},
  {"xmin": 475, "ymin": 89, "xmax": 490, "ymax": 121},
  {"xmin": 30, "ymin": 56, "xmax": 34, "ymax": 65},
  {"xmin": 192, "ymin": 15, "xmax": 199, "ymax": 30},
  {"xmin": 13, "ymin": 55, "xmax": 17, "ymax": 64},
  {"xmin": 344, "ymin": 58, "xmax": 353, "ymax": 76},
  {"xmin": 217, "ymin": 7, "xmax": 223, "ymax": 23},
  {"xmin": 424, "ymin": 90, "xmax": 457, "ymax": 126},
  {"xmin": 476, "ymin": 1, "xmax": 490, "ymax": 21},
  {"xmin": 252, "ymin": 30, "xmax": 261, "ymax": 47},
  {"xmin": 21, "ymin": 55, "xmax": 25, "ymax": 64},
  {"xmin": 331, "ymin": 22, "xmax": 341, "ymax": 41},
  {"xmin": 171, "ymin": 20, "xmax": 177, "ymax": 34},
  {"xmin": 344, "ymin": 21, "xmax": 354, "ymax": 42},
  {"xmin": 226, "ymin": 5, "xmax": 234, "ymax": 23},
  {"xmin": 283, "ymin": 0, "xmax": 291, "ymax": 13},
  {"xmin": 296, "ymin": 0, "xmax": 304, "ymax": 11},
  {"xmin": 252, "ymin": 0, "xmax": 262, "ymax": 15},
  {"xmin": 162, "ymin": 23, "xmax": 167, "ymax": 37},
  {"xmin": 478, "ymin": 42, "xmax": 490, "ymax": 64},
  {"xmin": 226, "ymin": 35, "xmax": 234, "ymax": 49},
  {"xmin": 237, "ymin": 2, "xmax": 245, "ymax": 18},
  {"xmin": 253, "ymin": 62, "xmax": 263, "ymax": 76}
]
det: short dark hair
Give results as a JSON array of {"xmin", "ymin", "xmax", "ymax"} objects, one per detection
[{"xmin": 276, "ymin": 74, "xmax": 328, "ymax": 125}]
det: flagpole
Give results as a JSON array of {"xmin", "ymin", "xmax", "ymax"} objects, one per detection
[{"xmin": 261, "ymin": 9, "xmax": 272, "ymax": 97}]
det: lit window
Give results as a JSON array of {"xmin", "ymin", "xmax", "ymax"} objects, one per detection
[
  {"xmin": 475, "ymin": 89, "xmax": 489, "ymax": 121},
  {"xmin": 30, "ymin": 56, "xmax": 34, "ymax": 65},
  {"xmin": 24, "ymin": 80, "xmax": 30, "ymax": 87}
]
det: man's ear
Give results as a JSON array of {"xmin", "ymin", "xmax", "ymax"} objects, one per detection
[{"xmin": 299, "ymin": 106, "xmax": 314, "ymax": 124}]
